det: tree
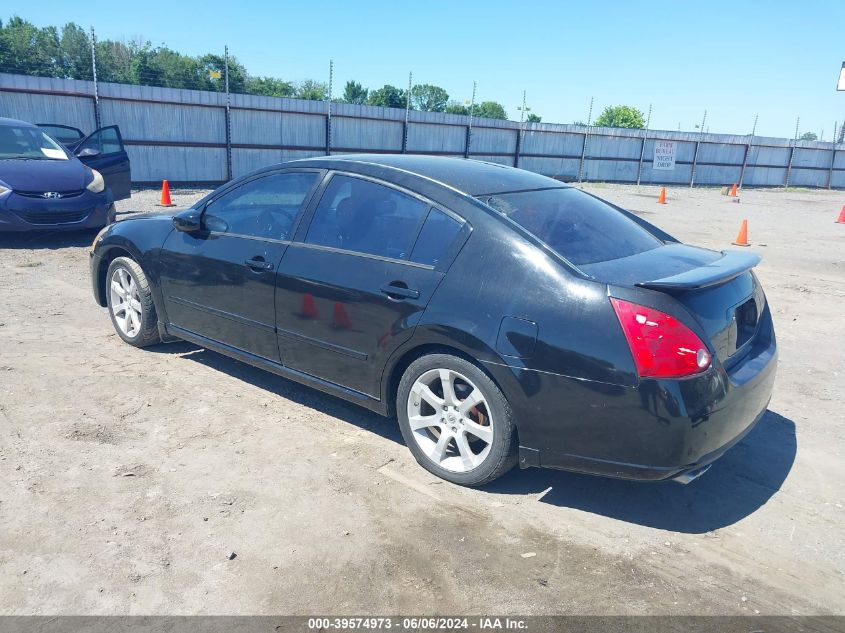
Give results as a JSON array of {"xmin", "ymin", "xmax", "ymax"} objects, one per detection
[
  {"xmin": 473, "ymin": 101, "xmax": 507, "ymax": 120},
  {"xmin": 58, "ymin": 23, "xmax": 92, "ymax": 80},
  {"xmin": 445, "ymin": 101, "xmax": 469, "ymax": 115},
  {"xmin": 342, "ymin": 80, "xmax": 368, "ymax": 104},
  {"xmin": 411, "ymin": 84, "xmax": 449, "ymax": 112},
  {"xmin": 0, "ymin": 16, "xmax": 62, "ymax": 77},
  {"xmin": 526, "ymin": 113, "xmax": 541, "ymax": 123},
  {"xmin": 799, "ymin": 131, "xmax": 818, "ymax": 141},
  {"xmin": 593, "ymin": 105, "xmax": 645, "ymax": 129},
  {"xmin": 247, "ymin": 76, "xmax": 295, "ymax": 97},
  {"xmin": 367, "ymin": 84, "xmax": 407, "ymax": 109},
  {"xmin": 296, "ymin": 79, "xmax": 328, "ymax": 100}
]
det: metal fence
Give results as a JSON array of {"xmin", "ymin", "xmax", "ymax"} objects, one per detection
[{"xmin": 3, "ymin": 72, "xmax": 845, "ymax": 189}]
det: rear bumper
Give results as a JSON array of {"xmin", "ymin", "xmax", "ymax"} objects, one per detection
[
  {"xmin": 507, "ymin": 308, "xmax": 778, "ymax": 482},
  {"xmin": 0, "ymin": 190, "xmax": 114, "ymax": 232}
]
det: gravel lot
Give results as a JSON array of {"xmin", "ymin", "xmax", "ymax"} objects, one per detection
[{"xmin": 0, "ymin": 183, "xmax": 843, "ymax": 615}]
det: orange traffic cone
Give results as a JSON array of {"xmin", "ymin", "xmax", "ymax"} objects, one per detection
[
  {"xmin": 836, "ymin": 205, "xmax": 845, "ymax": 224},
  {"xmin": 732, "ymin": 219, "xmax": 750, "ymax": 246},
  {"xmin": 300, "ymin": 294, "xmax": 318, "ymax": 319},
  {"xmin": 729, "ymin": 183, "xmax": 738, "ymax": 197},
  {"xmin": 657, "ymin": 187, "xmax": 667, "ymax": 204},
  {"xmin": 156, "ymin": 180, "xmax": 176, "ymax": 207},
  {"xmin": 332, "ymin": 302, "xmax": 352, "ymax": 330}
]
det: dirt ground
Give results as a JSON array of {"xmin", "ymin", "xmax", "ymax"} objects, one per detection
[{"xmin": 0, "ymin": 183, "xmax": 843, "ymax": 616}]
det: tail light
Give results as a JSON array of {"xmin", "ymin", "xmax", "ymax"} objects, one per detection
[{"xmin": 610, "ymin": 297, "xmax": 711, "ymax": 379}]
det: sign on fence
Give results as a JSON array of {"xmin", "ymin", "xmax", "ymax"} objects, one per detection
[{"xmin": 653, "ymin": 140, "xmax": 676, "ymax": 170}]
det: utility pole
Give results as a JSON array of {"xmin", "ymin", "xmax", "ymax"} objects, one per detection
[
  {"xmin": 515, "ymin": 90, "xmax": 530, "ymax": 168},
  {"xmin": 465, "ymin": 81, "xmax": 476, "ymax": 159},
  {"xmin": 326, "ymin": 59, "xmax": 333, "ymax": 155},
  {"xmin": 403, "ymin": 71, "xmax": 412, "ymax": 153},
  {"xmin": 578, "ymin": 97, "xmax": 593, "ymax": 183},
  {"xmin": 690, "ymin": 109, "xmax": 707, "ymax": 187},
  {"xmin": 224, "ymin": 45, "xmax": 232, "ymax": 181},
  {"xmin": 90, "ymin": 27, "xmax": 101, "ymax": 129}
]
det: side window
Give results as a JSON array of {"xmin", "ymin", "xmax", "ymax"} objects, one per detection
[
  {"xmin": 204, "ymin": 172, "xmax": 318, "ymax": 240},
  {"xmin": 410, "ymin": 209, "xmax": 464, "ymax": 266},
  {"xmin": 305, "ymin": 175, "xmax": 430, "ymax": 260},
  {"xmin": 78, "ymin": 126, "xmax": 123, "ymax": 155}
]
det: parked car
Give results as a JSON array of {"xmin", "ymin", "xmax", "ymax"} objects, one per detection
[
  {"xmin": 89, "ymin": 155, "xmax": 777, "ymax": 486},
  {"xmin": 0, "ymin": 117, "xmax": 131, "ymax": 232}
]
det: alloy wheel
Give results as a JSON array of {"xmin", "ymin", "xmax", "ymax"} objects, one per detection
[
  {"xmin": 407, "ymin": 368, "xmax": 494, "ymax": 473},
  {"xmin": 109, "ymin": 267, "xmax": 143, "ymax": 338}
]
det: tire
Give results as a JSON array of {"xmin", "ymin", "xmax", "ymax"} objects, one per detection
[
  {"xmin": 105, "ymin": 256, "xmax": 161, "ymax": 348},
  {"xmin": 397, "ymin": 353, "xmax": 517, "ymax": 486}
]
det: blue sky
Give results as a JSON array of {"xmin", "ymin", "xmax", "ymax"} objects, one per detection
[{"xmin": 7, "ymin": 0, "xmax": 845, "ymax": 138}]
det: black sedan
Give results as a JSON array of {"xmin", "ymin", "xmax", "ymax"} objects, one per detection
[
  {"xmin": 0, "ymin": 117, "xmax": 130, "ymax": 232},
  {"xmin": 89, "ymin": 155, "xmax": 777, "ymax": 486}
]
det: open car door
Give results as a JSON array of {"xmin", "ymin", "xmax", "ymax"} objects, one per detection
[
  {"xmin": 37, "ymin": 124, "xmax": 86, "ymax": 149},
  {"xmin": 74, "ymin": 126, "xmax": 132, "ymax": 201}
]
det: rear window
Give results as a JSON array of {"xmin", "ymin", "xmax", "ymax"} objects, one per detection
[{"xmin": 478, "ymin": 188, "xmax": 661, "ymax": 265}]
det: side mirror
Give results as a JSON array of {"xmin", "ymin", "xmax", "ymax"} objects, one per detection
[
  {"xmin": 172, "ymin": 209, "xmax": 202, "ymax": 233},
  {"xmin": 75, "ymin": 147, "xmax": 100, "ymax": 158}
]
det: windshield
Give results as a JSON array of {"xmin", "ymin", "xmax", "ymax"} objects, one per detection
[
  {"xmin": 478, "ymin": 187, "xmax": 661, "ymax": 265},
  {"xmin": 0, "ymin": 125, "xmax": 69, "ymax": 161}
]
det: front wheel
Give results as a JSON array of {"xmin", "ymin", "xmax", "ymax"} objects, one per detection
[
  {"xmin": 105, "ymin": 256, "xmax": 161, "ymax": 348},
  {"xmin": 397, "ymin": 353, "xmax": 517, "ymax": 486}
]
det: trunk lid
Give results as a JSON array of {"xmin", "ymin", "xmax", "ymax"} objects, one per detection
[{"xmin": 580, "ymin": 243, "xmax": 765, "ymax": 364}]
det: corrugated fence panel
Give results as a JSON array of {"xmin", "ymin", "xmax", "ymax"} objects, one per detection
[
  {"xmin": 518, "ymin": 156, "xmax": 580, "ymax": 180},
  {"xmin": 470, "ymin": 127, "xmax": 517, "ymax": 154},
  {"xmin": 282, "ymin": 113, "xmax": 325, "ymax": 149},
  {"xmin": 332, "ymin": 117, "xmax": 402, "ymax": 151},
  {"xmin": 101, "ymin": 99, "xmax": 225, "ymax": 143},
  {"xmin": 0, "ymin": 91, "xmax": 95, "ymax": 132},
  {"xmin": 4, "ymin": 74, "xmax": 845, "ymax": 188},
  {"xmin": 407, "ymin": 123, "xmax": 465, "ymax": 154},
  {"xmin": 230, "ymin": 109, "xmax": 281, "ymax": 146},
  {"xmin": 522, "ymin": 130, "xmax": 583, "ymax": 157},
  {"xmin": 588, "ymin": 135, "xmax": 642, "ymax": 160},
  {"xmin": 749, "ymin": 146, "xmax": 791, "ymax": 168},
  {"xmin": 470, "ymin": 154, "xmax": 515, "ymax": 166},
  {"xmin": 126, "ymin": 145, "xmax": 227, "ymax": 183}
]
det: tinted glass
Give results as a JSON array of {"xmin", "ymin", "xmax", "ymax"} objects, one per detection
[
  {"xmin": 204, "ymin": 172, "xmax": 318, "ymax": 240},
  {"xmin": 0, "ymin": 125, "xmax": 68, "ymax": 160},
  {"xmin": 38, "ymin": 125, "xmax": 84, "ymax": 146},
  {"xmin": 78, "ymin": 127, "xmax": 123, "ymax": 155},
  {"xmin": 306, "ymin": 175, "xmax": 430, "ymax": 260},
  {"xmin": 479, "ymin": 188, "xmax": 661, "ymax": 265},
  {"xmin": 410, "ymin": 209, "xmax": 463, "ymax": 266}
]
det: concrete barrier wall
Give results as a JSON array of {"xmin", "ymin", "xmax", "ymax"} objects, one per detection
[{"xmin": 3, "ymin": 72, "xmax": 843, "ymax": 188}]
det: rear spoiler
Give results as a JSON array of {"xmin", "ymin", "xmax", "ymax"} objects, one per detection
[{"xmin": 636, "ymin": 251, "xmax": 761, "ymax": 291}]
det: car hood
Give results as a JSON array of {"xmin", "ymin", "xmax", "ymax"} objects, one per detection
[{"xmin": 0, "ymin": 157, "xmax": 89, "ymax": 192}]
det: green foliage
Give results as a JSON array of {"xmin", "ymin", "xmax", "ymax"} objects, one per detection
[
  {"xmin": 593, "ymin": 105, "xmax": 646, "ymax": 129},
  {"xmin": 411, "ymin": 84, "xmax": 449, "ymax": 112},
  {"xmin": 342, "ymin": 80, "xmax": 368, "ymax": 104},
  {"xmin": 473, "ymin": 101, "xmax": 507, "ymax": 120},
  {"xmin": 526, "ymin": 113, "xmax": 541, "ymax": 123},
  {"xmin": 0, "ymin": 15, "xmax": 302, "ymax": 98},
  {"xmin": 295, "ymin": 79, "xmax": 328, "ymax": 101},
  {"xmin": 367, "ymin": 84, "xmax": 408, "ymax": 109},
  {"xmin": 445, "ymin": 101, "xmax": 470, "ymax": 115},
  {"xmin": 799, "ymin": 131, "xmax": 817, "ymax": 141},
  {"xmin": 443, "ymin": 100, "xmax": 507, "ymax": 119}
]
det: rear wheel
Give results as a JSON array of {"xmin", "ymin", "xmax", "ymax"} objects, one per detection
[
  {"xmin": 397, "ymin": 353, "xmax": 517, "ymax": 486},
  {"xmin": 106, "ymin": 256, "xmax": 160, "ymax": 348}
]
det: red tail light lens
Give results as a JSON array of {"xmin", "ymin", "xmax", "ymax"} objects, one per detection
[{"xmin": 610, "ymin": 297, "xmax": 711, "ymax": 379}]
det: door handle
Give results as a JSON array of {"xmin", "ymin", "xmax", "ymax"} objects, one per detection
[
  {"xmin": 245, "ymin": 257, "xmax": 274, "ymax": 272},
  {"xmin": 380, "ymin": 283, "xmax": 420, "ymax": 300}
]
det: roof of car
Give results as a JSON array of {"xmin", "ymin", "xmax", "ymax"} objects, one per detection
[
  {"xmin": 290, "ymin": 154, "xmax": 570, "ymax": 196},
  {"xmin": 0, "ymin": 117, "xmax": 36, "ymax": 128}
]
